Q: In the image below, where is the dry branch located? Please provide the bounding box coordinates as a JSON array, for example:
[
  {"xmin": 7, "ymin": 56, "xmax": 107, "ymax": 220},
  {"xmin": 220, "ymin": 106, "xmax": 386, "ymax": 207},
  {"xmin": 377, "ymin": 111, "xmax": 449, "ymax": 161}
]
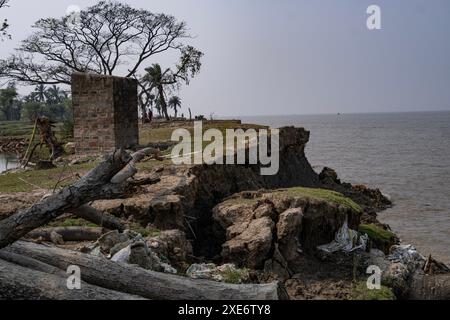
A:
[{"xmin": 111, "ymin": 147, "xmax": 161, "ymax": 183}]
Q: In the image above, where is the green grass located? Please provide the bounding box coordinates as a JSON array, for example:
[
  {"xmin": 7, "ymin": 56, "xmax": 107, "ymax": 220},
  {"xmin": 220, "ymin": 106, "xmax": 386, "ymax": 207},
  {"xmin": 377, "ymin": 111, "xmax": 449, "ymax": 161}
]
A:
[
  {"xmin": 222, "ymin": 187, "xmax": 363, "ymax": 214},
  {"xmin": 0, "ymin": 121, "xmax": 64, "ymax": 139},
  {"xmin": 47, "ymin": 217, "xmax": 98, "ymax": 228},
  {"xmin": 358, "ymin": 224, "xmax": 395, "ymax": 242},
  {"xmin": 127, "ymin": 222, "xmax": 161, "ymax": 238},
  {"xmin": 0, "ymin": 162, "xmax": 97, "ymax": 193},
  {"xmin": 0, "ymin": 121, "xmax": 36, "ymax": 138},
  {"xmin": 0, "ymin": 154, "xmax": 168, "ymax": 193},
  {"xmin": 219, "ymin": 266, "xmax": 249, "ymax": 284},
  {"xmin": 139, "ymin": 121, "xmax": 267, "ymax": 146},
  {"xmin": 279, "ymin": 187, "xmax": 363, "ymax": 213},
  {"xmin": 352, "ymin": 282, "xmax": 396, "ymax": 300}
]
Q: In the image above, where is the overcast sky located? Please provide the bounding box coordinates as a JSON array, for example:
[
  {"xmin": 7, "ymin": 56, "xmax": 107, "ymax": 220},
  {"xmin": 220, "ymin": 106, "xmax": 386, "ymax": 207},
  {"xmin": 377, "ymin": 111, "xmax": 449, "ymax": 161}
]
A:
[{"xmin": 1, "ymin": 0, "xmax": 450, "ymax": 116}]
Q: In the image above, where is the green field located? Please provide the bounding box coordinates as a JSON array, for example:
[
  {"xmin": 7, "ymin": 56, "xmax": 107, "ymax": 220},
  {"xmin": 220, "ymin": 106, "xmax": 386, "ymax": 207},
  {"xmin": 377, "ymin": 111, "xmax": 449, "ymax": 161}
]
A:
[
  {"xmin": 0, "ymin": 121, "xmax": 65, "ymax": 140},
  {"xmin": 0, "ymin": 121, "xmax": 37, "ymax": 138}
]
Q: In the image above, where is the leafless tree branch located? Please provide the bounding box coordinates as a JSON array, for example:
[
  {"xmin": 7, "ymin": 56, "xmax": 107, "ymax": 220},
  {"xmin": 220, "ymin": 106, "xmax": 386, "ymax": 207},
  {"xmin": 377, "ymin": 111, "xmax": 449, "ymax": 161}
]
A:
[
  {"xmin": 0, "ymin": 0, "xmax": 10, "ymax": 39},
  {"xmin": 0, "ymin": 1, "xmax": 199, "ymax": 85}
]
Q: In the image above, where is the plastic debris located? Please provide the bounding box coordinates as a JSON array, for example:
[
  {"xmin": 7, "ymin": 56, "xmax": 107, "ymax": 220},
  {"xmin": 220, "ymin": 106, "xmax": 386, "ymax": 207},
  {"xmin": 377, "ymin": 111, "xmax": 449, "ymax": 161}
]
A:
[
  {"xmin": 111, "ymin": 245, "xmax": 132, "ymax": 263},
  {"xmin": 317, "ymin": 219, "xmax": 368, "ymax": 253},
  {"xmin": 387, "ymin": 245, "xmax": 425, "ymax": 273},
  {"xmin": 108, "ymin": 233, "xmax": 178, "ymax": 274},
  {"xmin": 186, "ymin": 263, "xmax": 224, "ymax": 281}
]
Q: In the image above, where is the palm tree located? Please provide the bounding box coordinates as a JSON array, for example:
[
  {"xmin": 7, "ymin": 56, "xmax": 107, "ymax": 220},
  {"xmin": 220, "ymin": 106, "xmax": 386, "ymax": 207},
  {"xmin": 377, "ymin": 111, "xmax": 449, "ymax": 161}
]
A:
[
  {"xmin": 168, "ymin": 96, "xmax": 182, "ymax": 119},
  {"xmin": 31, "ymin": 84, "xmax": 47, "ymax": 102},
  {"xmin": 45, "ymin": 85, "xmax": 64, "ymax": 104},
  {"xmin": 142, "ymin": 64, "xmax": 171, "ymax": 121}
]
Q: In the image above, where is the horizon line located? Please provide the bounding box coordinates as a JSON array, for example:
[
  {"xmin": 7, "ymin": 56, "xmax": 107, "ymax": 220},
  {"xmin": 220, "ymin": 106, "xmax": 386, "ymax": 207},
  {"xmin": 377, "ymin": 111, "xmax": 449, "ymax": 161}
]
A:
[{"xmin": 217, "ymin": 109, "xmax": 450, "ymax": 119}]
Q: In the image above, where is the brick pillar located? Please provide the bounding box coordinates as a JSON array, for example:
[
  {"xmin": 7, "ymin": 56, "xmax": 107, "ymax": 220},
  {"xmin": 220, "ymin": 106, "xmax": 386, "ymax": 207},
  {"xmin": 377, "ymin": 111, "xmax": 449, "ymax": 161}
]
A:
[{"xmin": 72, "ymin": 73, "xmax": 139, "ymax": 154}]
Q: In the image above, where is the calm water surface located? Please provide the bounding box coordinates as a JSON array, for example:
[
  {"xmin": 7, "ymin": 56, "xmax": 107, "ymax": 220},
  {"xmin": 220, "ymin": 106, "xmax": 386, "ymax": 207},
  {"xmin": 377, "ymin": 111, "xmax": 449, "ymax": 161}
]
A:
[{"xmin": 0, "ymin": 153, "xmax": 20, "ymax": 173}]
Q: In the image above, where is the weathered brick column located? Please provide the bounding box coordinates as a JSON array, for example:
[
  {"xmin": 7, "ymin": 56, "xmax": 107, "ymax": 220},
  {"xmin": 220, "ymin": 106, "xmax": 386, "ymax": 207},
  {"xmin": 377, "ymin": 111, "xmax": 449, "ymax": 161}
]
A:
[{"xmin": 72, "ymin": 73, "xmax": 139, "ymax": 154}]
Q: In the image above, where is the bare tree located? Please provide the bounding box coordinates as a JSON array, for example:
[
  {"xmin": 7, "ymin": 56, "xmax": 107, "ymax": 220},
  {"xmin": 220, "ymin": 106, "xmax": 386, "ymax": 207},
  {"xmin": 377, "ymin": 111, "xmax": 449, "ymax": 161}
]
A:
[
  {"xmin": 0, "ymin": 0, "xmax": 9, "ymax": 39},
  {"xmin": 0, "ymin": 1, "xmax": 196, "ymax": 85}
]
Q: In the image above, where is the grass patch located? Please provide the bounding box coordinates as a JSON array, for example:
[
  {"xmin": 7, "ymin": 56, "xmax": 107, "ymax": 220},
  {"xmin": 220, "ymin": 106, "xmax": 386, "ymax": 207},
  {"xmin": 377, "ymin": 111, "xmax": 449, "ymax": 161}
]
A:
[
  {"xmin": 221, "ymin": 188, "xmax": 363, "ymax": 214},
  {"xmin": 0, "ymin": 153, "xmax": 166, "ymax": 193},
  {"xmin": 136, "ymin": 159, "xmax": 172, "ymax": 172},
  {"xmin": 0, "ymin": 162, "xmax": 97, "ymax": 193},
  {"xmin": 277, "ymin": 187, "xmax": 363, "ymax": 213},
  {"xmin": 127, "ymin": 222, "xmax": 161, "ymax": 238},
  {"xmin": 219, "ymin": 266, "xmax": 249, "ymax": 284},
  {"xmin": 352, "ymin": 282, "xmax": 396, "ymax": 300},
  {"xmin": 47, "ymin": 217, "xmax": 98, "ymax": 228},
  {"xmin": 358, "ymin": 224, "xmax": 395, "ymax": 242},
  {"xmin": 0, "ymin": 121, "xmax": 36, "ymax": 138},
  {"xmin": 139, "ymin": 121, "xmax": 269, "ymax": 165},
  {"xmin": 0, "ymin": 121, "xmax": 64, "ymax": 139},
  {"xmin": 140, "ymin": 121, "xmax": 267, "ymax": 145}
]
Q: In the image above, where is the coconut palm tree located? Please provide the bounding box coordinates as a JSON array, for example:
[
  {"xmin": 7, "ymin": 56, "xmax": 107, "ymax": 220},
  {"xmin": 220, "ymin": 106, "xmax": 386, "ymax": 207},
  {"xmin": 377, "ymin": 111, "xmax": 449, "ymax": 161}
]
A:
[
  {"xmin": 168, "ymin": 96, "xmax": 182, "ymax": 119},
  {"xmin": 142, "ymin": 64, "xmax": 171, "ymax": 121},
  {"xmin": 45, "ymin": 85, "xmax": 66, "ymax": 104},
  {"xmin": 31, "ymin": 84, "xmax": 47, "ymax": 103}
]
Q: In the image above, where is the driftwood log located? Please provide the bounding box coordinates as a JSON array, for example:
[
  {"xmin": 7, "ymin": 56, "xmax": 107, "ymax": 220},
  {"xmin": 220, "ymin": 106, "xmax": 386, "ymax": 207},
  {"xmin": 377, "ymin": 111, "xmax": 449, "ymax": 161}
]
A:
[
  {"xmin": 2, "ymin": 241, "xmax": 287, "ymax": 300},
  {"xmin": 27, "ymin": 227, "xmax": 105, "ymax": 242},
  {"xmin": 0, "ymin": 259, "xmax": 145, "ymax": 300}
]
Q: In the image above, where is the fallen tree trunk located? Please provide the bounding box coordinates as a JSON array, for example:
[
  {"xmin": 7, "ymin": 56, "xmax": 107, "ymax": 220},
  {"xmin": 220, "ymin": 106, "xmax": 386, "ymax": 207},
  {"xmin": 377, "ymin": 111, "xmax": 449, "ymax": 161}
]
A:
[
  {"xmin": 0, "ymin": 150, "xmax": 132, "ymax": 249},
  {"xmin": 27, "ymin": 227, "xmax": 104, "ymax": 242},
  {"xmin": 4, "ymin": 241, "xmax": 287, "ymax": 300},
  {"xmin": 70, "ymin": 205, "xmax": 125, "ymax": 232},
  {"xmin": 0, "ymin": 250, "xmax": 67, "ymax": 277},
  {"xmin": 408, "ymin": 272, "xmax": 450, "ymax": 300},
  {"xmin": 0, "ymin": 259, "xmax": 145, "ymax": 300}
]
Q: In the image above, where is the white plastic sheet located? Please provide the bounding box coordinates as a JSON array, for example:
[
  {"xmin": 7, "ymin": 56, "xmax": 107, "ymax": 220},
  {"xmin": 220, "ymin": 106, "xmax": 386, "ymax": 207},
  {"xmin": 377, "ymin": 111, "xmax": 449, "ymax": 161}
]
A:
[{"xmin": 317, "ymin": 219, "xmax": 368, "ymax": 253}]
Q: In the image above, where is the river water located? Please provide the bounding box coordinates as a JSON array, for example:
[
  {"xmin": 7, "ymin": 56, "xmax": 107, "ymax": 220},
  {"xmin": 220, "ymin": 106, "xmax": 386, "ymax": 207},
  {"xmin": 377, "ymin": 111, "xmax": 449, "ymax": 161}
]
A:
[
  {"xmin": 0, "ymin": 153, "xmax": 20, "ymax": 174},
  {"xmin": 242, "ymin": 111, "xmax": 450, "ymax": 264}
]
